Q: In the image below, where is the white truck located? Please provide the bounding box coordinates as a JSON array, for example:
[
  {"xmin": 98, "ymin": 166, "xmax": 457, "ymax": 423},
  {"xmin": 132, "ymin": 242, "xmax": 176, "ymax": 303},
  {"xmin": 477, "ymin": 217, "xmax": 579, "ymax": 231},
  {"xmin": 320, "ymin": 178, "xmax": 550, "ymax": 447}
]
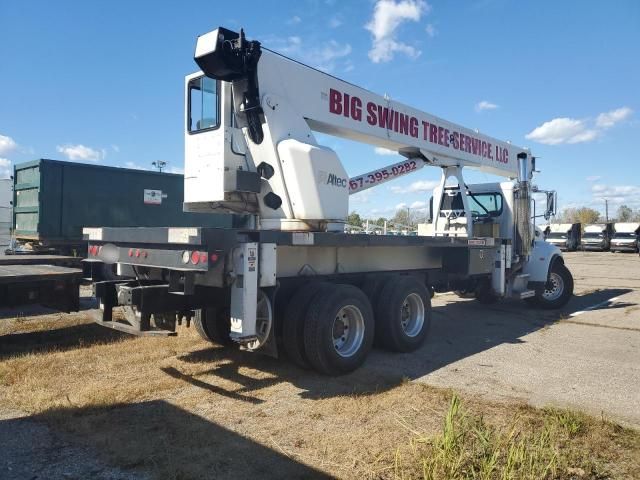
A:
[
  {"xmin": 581, "ymin": 223, "xmax": 614, "ymax": 251},
  {"xmin": 84, "ymin": 27, "xmax": 574, "ymax": 375},
  {"xmin": 610, "ymin": 223, "xmax": 640, "ymax": 253},
  {"xmin": 545, "ymin": 223, "xmax": 581, "ymax": 251}
]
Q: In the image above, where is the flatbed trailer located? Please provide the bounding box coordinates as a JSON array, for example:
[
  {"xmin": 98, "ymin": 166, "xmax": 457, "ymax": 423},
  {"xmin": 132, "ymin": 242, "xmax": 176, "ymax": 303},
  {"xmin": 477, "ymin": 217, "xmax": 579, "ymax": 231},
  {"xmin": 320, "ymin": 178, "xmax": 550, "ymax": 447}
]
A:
[
  {"xmin": 0, "ymin": 263, "xmax": 81, "ymax": 311},
  {"xmin": 0, "ymin": 254, "xmax": 82, "ymax": 268}
]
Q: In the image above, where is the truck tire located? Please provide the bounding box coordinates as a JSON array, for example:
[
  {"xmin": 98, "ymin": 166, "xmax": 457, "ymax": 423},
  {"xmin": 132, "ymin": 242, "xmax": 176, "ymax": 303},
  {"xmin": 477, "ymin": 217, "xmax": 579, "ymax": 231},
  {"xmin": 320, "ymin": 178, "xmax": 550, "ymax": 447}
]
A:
[
  {"xmin": 526, "ymin": 261, "xmax": 574, "ymax": 309},
  {"xmin": 375, "ymin": 276, "xmax": 431, "ymax": 352},
  {"xmin": 303, "ymin": 284, "xmax": 374, "ymax": 375},
  {"xmin": 193, "ymin": 307, "xmax": 234, "ymax": 346},
  {"xmin": 474, "ymin": 281, "xmax": 498, "ymax": 305},
  {"xmin": 282, "ymin": 282, "xmax": 330, "ymax": 369}
]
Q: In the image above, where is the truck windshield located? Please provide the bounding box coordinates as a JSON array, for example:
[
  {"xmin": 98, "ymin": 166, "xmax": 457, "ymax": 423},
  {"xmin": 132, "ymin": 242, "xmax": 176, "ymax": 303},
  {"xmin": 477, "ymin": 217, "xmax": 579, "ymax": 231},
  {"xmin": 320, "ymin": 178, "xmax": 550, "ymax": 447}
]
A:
[
  {"xmin": 547, "ymin": 232, "xmax": 567, "ymax": 239},
  {"xmin": 188, "ymin": 76, "xmax": 219, "ymax": 133},
  {"xmin": 440, "ymin": 192, "xmax": 503, "ymax": 218},
  {"xmin": 583, "ymin": 232, "xmax": 603, "ymax": 238},
  {"xmin": 613, "ymin": 232, "xmax": 636, "ymax": 238}
]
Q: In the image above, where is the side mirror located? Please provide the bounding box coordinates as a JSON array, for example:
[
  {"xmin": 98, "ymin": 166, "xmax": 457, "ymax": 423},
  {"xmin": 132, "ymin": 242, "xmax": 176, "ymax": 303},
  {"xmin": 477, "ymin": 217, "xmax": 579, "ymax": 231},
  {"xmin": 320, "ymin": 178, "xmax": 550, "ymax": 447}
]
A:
[{"xmin": 544, "ymin": 192, "xmax": 556, "ymax": 220}]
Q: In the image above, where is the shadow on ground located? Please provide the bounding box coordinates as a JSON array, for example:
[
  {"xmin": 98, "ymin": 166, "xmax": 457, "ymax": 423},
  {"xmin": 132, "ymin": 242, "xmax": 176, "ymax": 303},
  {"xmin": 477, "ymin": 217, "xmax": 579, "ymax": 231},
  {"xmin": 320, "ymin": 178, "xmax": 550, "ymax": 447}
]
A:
[
  {"xmin": 165, "ymin": 288, "xmax": 634, "ymax": 402},
  {"xmin": 0, "ymin": 322, "xmax": 127, "ymax": 360},
  {"xmin": 0, "ymin": 400, "xmax": 329, "ymax": 480},
  {"xmin": 0, "ymin": 296, "xmax": 97, "ymax": 321}
]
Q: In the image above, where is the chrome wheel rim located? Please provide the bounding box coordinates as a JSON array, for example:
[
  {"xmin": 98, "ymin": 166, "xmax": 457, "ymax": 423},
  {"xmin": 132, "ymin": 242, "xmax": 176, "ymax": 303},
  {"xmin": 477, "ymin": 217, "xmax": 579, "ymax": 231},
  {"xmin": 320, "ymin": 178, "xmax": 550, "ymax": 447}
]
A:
[
  {"xmin": 332, "ymin": 305, "xmax": 365, "ymax": 358},
  {"xmin": 400, "ymin": 293, "xmax": 425, "ymax": 337},
  {"xmin": 542, "ymin": 272, "xmax": 564, "ymax": 301}
]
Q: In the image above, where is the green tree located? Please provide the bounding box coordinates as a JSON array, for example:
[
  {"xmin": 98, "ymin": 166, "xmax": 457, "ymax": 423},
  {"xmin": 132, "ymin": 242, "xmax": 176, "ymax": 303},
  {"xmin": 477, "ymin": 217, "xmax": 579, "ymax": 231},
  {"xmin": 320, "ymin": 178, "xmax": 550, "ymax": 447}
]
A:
[
  {"xmin": 558, "ymin": 207, "xmax": 600, "ymax": 225},
  {"xmin": 392, "ymin": 208, "xmax": 410, "ymax": 226},
  {"xmin": 347, "ymin": 211, "xmax": 363, "ymax": 228},
  {"xmin": 616, "ymin": 205, "xmax": 633, "ymax": 222}
]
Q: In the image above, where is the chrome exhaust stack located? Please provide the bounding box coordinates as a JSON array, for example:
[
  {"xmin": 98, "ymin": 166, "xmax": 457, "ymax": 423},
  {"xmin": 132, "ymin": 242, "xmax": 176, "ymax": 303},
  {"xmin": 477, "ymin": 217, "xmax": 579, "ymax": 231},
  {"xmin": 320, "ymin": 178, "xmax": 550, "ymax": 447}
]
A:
[{"xmin": 515, "ymin": 152, "xmax": 532, "ymax": 258}]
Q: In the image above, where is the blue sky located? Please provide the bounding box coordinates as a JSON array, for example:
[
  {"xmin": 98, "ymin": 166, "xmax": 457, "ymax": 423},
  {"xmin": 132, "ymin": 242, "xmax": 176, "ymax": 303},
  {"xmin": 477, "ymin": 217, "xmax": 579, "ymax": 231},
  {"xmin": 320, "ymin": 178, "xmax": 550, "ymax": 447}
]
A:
[{"xmin": 1, "ymin": 1, "xmax": 638, "ymax": 220}]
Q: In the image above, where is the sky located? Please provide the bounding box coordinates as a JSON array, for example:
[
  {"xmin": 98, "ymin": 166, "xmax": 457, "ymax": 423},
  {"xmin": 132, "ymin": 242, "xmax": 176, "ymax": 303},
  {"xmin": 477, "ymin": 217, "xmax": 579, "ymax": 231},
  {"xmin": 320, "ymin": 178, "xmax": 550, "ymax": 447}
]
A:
[{"xmin": 1, "ymin": 1, "xmax": 638, "ymax": 220}]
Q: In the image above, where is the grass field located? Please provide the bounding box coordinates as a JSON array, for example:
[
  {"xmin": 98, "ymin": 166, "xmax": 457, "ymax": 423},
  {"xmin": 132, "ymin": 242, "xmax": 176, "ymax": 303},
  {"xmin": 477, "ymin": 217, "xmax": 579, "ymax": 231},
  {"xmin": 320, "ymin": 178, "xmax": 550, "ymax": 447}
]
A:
[{"xmin": 1, "ymin": 312, "xmax": 639, "ymax": 479}]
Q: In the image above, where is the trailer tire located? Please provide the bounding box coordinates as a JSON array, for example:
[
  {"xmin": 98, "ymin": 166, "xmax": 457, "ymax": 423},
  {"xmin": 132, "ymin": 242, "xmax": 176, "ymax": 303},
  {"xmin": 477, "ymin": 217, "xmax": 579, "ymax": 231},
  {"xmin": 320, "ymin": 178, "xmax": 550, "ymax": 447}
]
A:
[
  {"xmin": 375, "ymin": 276, "xmax": 431, "ymax": 352},
  {"xmin": 282, "ymin": 282, "xmax": 330, "ymax": 369},
  {"xmin": 193, "ymin": 307, "xmax": 234, "ymax": 346},
  {"xmin": 303, "ymin": 284, "xmax": 374, "ymax": 375},
  {"xmin": 526, "ymin": 261, "xmax": 574, "ymax": 310}
]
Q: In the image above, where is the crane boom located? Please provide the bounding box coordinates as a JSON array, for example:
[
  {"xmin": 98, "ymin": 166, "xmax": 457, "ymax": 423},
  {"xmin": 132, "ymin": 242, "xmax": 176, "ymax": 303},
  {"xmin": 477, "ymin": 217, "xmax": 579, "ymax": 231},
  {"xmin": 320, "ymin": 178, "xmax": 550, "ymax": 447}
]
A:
[
  {"xmin": 256, "ymin": 48, "xmax": 525, "ymax": 179},
  {"xmin": 188, "ymin": 27, "xmax": 533, "ymax": 231}
]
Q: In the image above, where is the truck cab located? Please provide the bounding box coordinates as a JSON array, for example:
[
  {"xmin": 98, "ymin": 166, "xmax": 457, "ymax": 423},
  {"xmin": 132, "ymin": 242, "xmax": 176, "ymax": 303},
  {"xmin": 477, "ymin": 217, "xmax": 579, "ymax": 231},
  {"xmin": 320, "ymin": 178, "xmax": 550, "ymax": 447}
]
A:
[
  {"xmin": 545, "ymin": 223, "xmax": 581, "ymax": 251},
  {"xmin": 610, "ymin": 223, "xmax": 640, "ymax": 253},
  {"xmin": 581, "ymin": 223, "xmax": 614, "ymax": 251}
]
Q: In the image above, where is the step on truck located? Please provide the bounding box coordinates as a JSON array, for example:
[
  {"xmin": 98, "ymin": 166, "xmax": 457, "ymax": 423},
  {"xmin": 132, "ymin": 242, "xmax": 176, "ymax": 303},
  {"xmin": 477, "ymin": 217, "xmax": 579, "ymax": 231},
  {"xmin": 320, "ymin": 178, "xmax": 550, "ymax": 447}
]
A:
[{"xmin": 84, "ymin": 27, "xmax": 574, "ymax": 375}]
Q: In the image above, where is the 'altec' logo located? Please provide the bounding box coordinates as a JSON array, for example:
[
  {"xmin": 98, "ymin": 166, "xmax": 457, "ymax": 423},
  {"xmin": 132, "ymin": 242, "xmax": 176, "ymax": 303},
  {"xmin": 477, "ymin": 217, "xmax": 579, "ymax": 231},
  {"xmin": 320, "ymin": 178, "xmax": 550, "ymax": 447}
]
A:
[{"xmin": 318, "ymin": 170, "xmax": 347, "ymax": 188}]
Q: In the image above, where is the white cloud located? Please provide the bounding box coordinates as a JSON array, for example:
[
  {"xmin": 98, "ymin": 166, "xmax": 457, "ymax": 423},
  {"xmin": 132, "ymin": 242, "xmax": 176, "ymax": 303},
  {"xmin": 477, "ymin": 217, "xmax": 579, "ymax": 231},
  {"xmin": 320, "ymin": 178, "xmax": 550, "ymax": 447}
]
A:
[
  {"xmin": 591, "ymin": 184, "xmax": 640, "ymax": 207},
  {"xmin": 365, "ymin": 0, "xmax": 429, "ymax": 63},
  {"xmin": 273, "ymin": 36, "xmax": 352, "ymax": 73},
  {"xmin": 475, "ymin": 100, "xmax": 498, "ymax": 112},
  {"xmin": 374, "ymin": 147, "xmax": 398, "ymax": 155},
  {"xmin": 595, "ymin": 107, "xmax": 633, "ymax": 129},
  {"xmin": 56, "ymin": 144, "xmax": 105, "ymax": 162},
  {"xmin": 526, "ymin": 106, "xmax": 633, "ymax": 145},
  {"xmin": 350, "ymin": 189, "xmax": 373, "ymax": 204},
  {"xmin": 111, "ymin": 144, "xmax": 120, "ymax": 153},
  {"xmin": 124, "ymin": 161, "xmax": 148, "ymax": 170},
  {"xmin": 287, "ymin": 15, "xmax": 302, "ymax": 25},
  {"xmin": 390, "ymin": 179, "xmax": 439, "ymax": 193},
  {"xmin": 525, "ymin": 117, "xmax": 598, "ymax": 145},
  {"xmin": 425, "ymin": 23, "xmax": 437, "ymax": 37},
  {"xmin": 409, "ymin": 200, "xmax": 428, "ymax": 209},
  {"xmin": 0, "ymin": 158, "xmax": 11, "ymax": 178},
  {"xmin": 0, "ymin": 134, "xmax": 17, "ymax": 156},
  {"xmin": 329, "ymin": 15, "xmax": 342, "ymax": 28},
  {"xmin": 586, "ymin": 175, "xmax": 602, "ymax": 182}
]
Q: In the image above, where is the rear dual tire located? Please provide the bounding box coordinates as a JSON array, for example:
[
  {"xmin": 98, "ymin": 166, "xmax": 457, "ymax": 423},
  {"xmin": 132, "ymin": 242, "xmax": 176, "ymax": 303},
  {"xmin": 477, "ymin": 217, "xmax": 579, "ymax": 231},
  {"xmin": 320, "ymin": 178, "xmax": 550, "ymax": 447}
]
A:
[
  {"xmin": 373, "ymin": 276, "xmax": 431, "ymax": 352},
  {"xmin": 302, "ymin": 284, "xmax": 374, "ymax": 375}
]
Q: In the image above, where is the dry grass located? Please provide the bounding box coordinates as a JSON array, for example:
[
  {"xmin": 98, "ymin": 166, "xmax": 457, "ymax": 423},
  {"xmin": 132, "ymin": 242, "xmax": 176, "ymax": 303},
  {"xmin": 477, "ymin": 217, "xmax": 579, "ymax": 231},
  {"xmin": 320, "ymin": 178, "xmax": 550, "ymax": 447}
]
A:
[{"xmin": 1, "ymin": 313, "xmax": 639, "ymax": 479}]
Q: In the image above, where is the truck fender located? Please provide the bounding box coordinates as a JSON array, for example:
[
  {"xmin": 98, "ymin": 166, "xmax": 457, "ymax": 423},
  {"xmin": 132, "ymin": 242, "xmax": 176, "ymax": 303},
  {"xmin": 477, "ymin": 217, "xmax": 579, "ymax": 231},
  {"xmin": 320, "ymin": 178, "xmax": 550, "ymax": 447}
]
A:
[{"xmin": 522, "ymin": 240, "xmax": 563, "ymax": 283}]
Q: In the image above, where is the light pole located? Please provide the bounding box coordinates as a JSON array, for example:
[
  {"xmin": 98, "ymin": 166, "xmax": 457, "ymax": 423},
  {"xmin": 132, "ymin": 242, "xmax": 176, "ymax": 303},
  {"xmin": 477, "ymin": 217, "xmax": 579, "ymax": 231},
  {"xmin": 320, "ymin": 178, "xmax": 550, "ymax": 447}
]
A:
[
  {"xmin": 604, "ymin": 198, "xmax": 608, "ymax": 222},
  {"xmin": 152, "ymin": 160, "xmax": 167, "ymax": 172}
]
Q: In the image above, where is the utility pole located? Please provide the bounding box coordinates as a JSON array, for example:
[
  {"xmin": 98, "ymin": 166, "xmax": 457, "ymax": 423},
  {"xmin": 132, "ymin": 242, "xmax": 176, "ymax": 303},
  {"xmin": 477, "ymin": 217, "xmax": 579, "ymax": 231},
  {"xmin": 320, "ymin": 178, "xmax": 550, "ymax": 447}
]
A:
[{"xmin": 605, "ymin": 198, "xmax": 609, "ymax": 222}]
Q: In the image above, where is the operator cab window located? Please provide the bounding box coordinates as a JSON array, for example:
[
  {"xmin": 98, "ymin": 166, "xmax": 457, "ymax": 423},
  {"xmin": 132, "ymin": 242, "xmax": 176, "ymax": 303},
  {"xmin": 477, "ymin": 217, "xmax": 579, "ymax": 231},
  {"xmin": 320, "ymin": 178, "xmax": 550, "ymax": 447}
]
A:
[
  {"xmin": 468, "ymin": 192, "xmax": 503, "ymax": 219},
  {"xmin": 188, "ymin": 76, "xmax": 219, "ymax": 133},
  {"xmin": 439, "ymin": 191, "xmax": 503, "ymax": 219}
]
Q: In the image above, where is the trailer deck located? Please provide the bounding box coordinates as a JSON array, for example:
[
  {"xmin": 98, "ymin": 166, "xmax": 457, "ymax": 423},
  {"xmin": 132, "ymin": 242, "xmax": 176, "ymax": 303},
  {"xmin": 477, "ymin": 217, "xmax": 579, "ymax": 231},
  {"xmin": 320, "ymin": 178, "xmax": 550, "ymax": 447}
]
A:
[{"xmin": 0, "ymin": 263, "xmax": 82, "ymax": 311}]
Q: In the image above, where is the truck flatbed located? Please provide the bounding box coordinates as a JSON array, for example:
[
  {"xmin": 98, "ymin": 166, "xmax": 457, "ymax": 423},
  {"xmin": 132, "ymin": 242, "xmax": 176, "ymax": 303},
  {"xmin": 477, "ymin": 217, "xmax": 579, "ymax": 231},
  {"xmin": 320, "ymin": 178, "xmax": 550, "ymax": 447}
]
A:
[
  {"xmin": 0, "ymin": 264, "xmax": 82, "ymax": 311},
  {"xmin": 0, "ymin": 254, "xmax": 82, "ymax": 268}
]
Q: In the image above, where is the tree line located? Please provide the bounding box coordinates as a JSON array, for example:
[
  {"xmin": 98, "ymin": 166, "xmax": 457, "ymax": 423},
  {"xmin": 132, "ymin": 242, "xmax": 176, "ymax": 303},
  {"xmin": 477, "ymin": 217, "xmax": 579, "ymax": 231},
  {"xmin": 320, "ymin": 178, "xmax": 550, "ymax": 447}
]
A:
[
  {"xmin": 553, "ymin": 205, "xmax": 640, "ymax": 224},
  {"xmin": 348, "ymin": 204, "xmax": 640, "ymax": 229}
]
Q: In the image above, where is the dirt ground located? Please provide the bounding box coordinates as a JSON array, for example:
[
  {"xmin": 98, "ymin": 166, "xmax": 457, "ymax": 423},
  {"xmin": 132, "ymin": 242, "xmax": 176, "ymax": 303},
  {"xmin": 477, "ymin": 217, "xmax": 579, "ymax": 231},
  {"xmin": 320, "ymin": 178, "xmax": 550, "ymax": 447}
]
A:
[{"xmin": 1, "ymin": 251, "xmax": 639, "ymax": 479}]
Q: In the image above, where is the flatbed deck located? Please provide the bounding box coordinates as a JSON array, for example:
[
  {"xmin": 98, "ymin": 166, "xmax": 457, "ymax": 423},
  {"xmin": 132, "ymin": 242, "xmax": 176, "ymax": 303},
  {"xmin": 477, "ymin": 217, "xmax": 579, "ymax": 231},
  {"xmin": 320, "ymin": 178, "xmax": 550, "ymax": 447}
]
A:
[
  {"xmin": 0, "ymin": 264, "xmax": 82, "ymax": 311},
  {"xmin": 0, "ymin": 254, "xmax": 82, "ymax": 268}
]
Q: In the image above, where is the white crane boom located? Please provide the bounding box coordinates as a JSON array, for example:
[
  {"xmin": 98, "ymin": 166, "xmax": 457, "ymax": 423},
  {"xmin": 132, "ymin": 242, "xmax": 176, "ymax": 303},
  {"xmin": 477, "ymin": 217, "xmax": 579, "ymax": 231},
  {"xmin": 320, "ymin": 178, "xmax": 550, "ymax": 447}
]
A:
[{"xmin": 187, "ymin": 28, "xmax": 533, "ymax": 231}]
